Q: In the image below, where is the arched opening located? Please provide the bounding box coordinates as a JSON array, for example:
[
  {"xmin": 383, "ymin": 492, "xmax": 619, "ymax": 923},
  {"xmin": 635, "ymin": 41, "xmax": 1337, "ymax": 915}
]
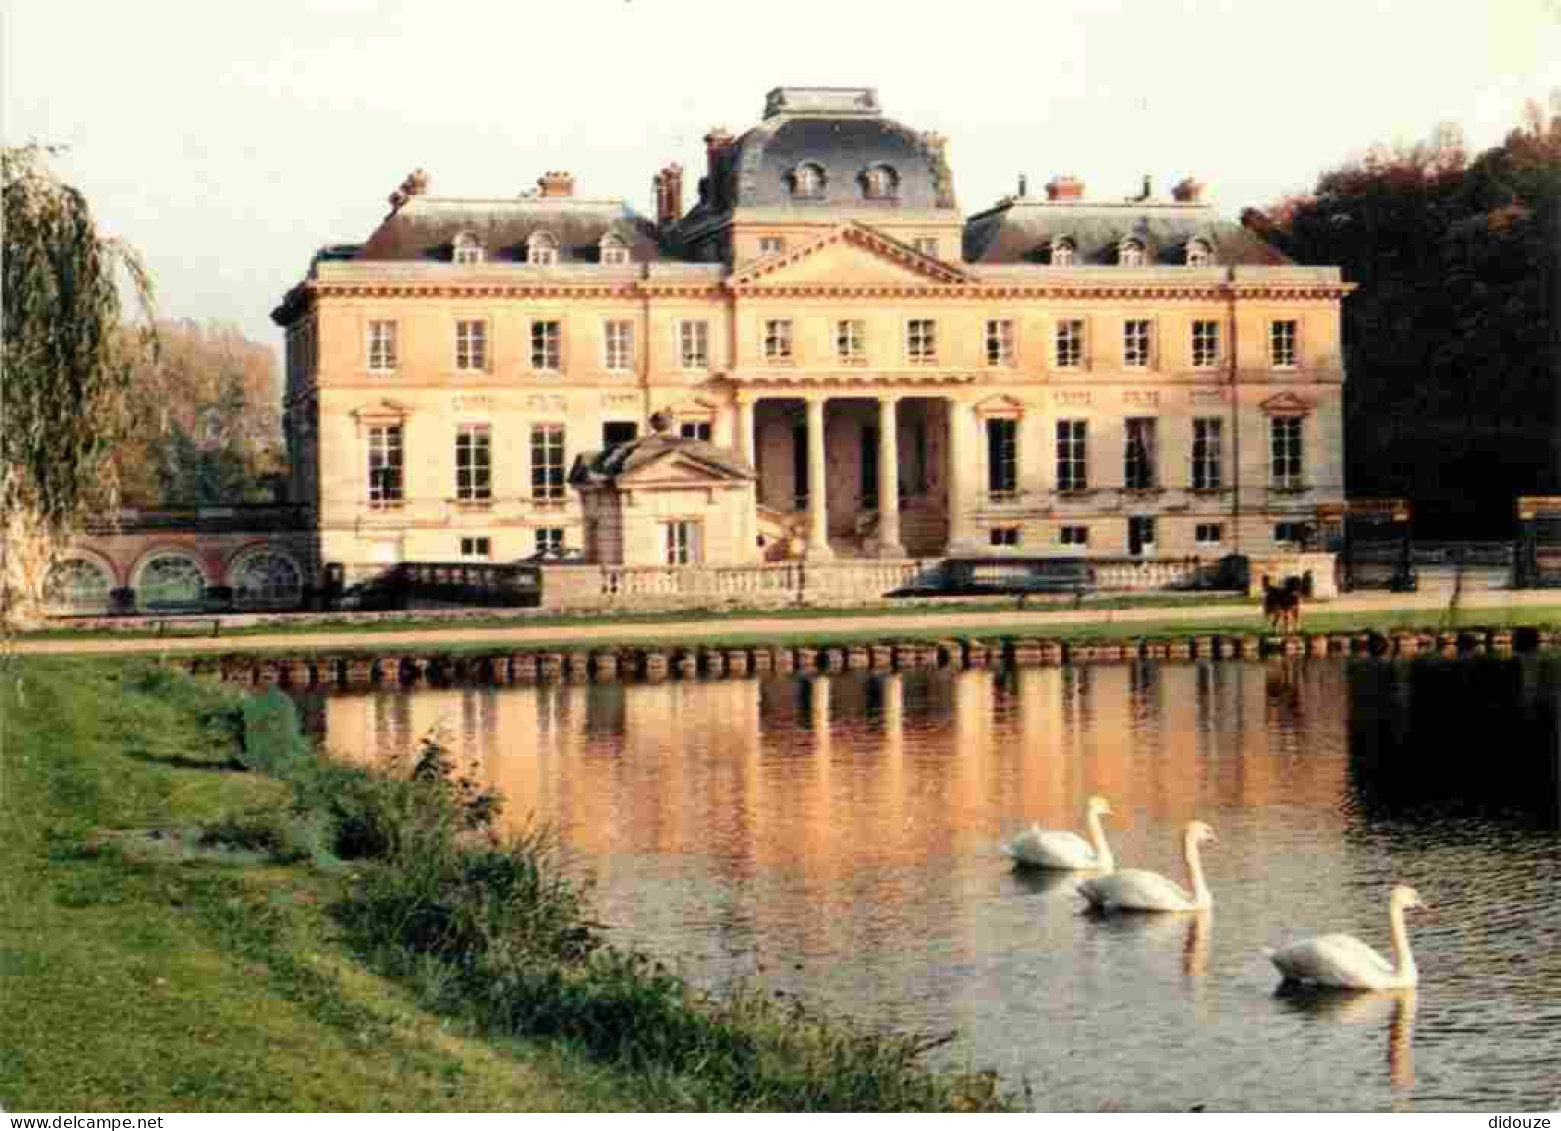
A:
[
  {"xmin": 228, "ymin": 548, "xmax": 303, "ymax": 610},
  {"xmin": 133, "ymin": 552, "xmax": 208, "ymax": 612},
  {"xmin": 42, "ymin": 556, "xmax": 115, "ymax": 616}
]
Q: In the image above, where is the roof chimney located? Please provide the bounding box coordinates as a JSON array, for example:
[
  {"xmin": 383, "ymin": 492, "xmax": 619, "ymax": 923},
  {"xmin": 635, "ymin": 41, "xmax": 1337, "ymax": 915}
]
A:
[
  {"xmin": 653, "ymin": 163, "xmax": 684, "ymax": 227},
  {"xmin": 537, "ymin": 171, "xmax": 575, "ymax": 198},
  {"xmin": 1018, "ymin": 173, "xmax": 1029, "ymax": 198},
  {"xmin": 1045, "ymin": 175, "xmax": 1084, "ymax": 201},
  {"xmin": 1172, "ymin": 176, "xmax": 1205, "ymax": 203},
  {"xmin": 703, "ymin": 127, "xmax": 734, "ymax": 199}
]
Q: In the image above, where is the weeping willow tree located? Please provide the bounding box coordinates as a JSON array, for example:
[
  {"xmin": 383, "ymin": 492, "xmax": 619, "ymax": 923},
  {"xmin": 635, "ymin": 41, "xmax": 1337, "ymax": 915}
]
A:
[{"xmin": 2, "ymin": 145, "xmax": 156, "ymax": 627}]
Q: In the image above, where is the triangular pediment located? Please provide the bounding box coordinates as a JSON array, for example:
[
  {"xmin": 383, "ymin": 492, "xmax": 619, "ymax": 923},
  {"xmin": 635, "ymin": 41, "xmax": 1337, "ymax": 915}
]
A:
[
  {"xmin": 618, "ymin": 451, "xmax": 752, "ymax": 486},
  {"xmin": 1259, "ymin": 391, "xmax": 1314, "ymax": 414},
  {"xmin": 973, "ymin": 394, "xmax": 1028, "ymax": 418},
  {"xmin": 729, "ymin": 223, "xmax": 972, "ymax": 289},
  {"xmin": 351, "ymin": 397, "xmax": 411, "ymax": 422}
]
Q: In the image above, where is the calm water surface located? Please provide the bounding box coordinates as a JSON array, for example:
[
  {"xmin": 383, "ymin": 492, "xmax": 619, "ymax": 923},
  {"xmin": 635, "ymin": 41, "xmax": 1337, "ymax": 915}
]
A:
[{"xmin": 296, "ymin": 655, "xmax": 1561, "ymax": 1111}]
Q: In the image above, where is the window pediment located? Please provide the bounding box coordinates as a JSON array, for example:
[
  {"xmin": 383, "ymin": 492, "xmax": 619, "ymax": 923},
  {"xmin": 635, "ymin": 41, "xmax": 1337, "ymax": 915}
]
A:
[
  {"xmin": 352, "ymin": 397, "xmax": 411, "ymax": 425},
  {"xmin": 1259, "ymin": 391, "xmax": 1313, "ymax": 415},
  {"xmin": 974, "ymin": 394, "xmax": 1027, "ymax": 419}
]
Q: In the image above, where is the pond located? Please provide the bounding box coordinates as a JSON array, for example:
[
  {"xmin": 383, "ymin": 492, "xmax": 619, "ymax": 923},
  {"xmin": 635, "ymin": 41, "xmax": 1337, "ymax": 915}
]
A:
[{"xmin": 293, "ymin": 654, "xmax": 1561, "ymax": 1112}]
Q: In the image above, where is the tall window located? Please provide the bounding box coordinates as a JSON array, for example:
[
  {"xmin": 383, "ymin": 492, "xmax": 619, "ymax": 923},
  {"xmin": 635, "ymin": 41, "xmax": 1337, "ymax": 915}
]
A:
[
  {"xmin": 1270, "ymin": 319, "xmax": 1298, "ymax": 368},
  {"xmin": 1124, "ymin": 417, "xmax": 1157, "ymax": 489},
  {"xmin": 680, "ymin": 321, "xmax": 709, "ymax": 369},
  {"xmin": 367, "ymin": 320, "xmax": 398, "ymax": 372},
  {"xmin": 1192, "ymin": 319, "xmax": 1221, "ymax": 368},
  {"xmin": 665, "ymin": 521, "xmax": 699, "ymax": 565},
  {"xmin": 863, "ymin": 164, "xmax": 898, "ymax": 200},
  {"xmin": 986, "ymin": 418, "xmax": 1018, "ymax": 499},
  {"xmin": 1191, "ymin": 417, "xmax": 1223, "ymax": 489},
  {"xmin": 906, "ymin": 318, "xmax": 937, "ymax": 365},
  {"xmin": 535, "ymin": 528, "xmax": 565, "ymax": 555},
  {"xmin": 455, "ymin": 424, "xmax": 491, "ymax": 502},
  {"xmin": 764, "ymin": 319, "xmax": 793, "ymax": 362},
  {"xmin": 1057, "ymin": 419, "xmax": 1088, "ymax": 491},
  {"xmin": 791, "ymin": 163, "xmax": 824, "ymax": 199},
  {"xmin": 367, "ymin": 425, "xmax": 403, "ymax": 504},
  {"xmin": 1128, "ymin": 515, "xmax": 1156, "ymax": 555},
  {"xmin": 1055, "ymin": 319, "xmax": 1084, "ymax": 368},
  {"xmin": 836, "ymin": 319, "xmax": 865, "ymax": 364},
  {"xmin": 603, "ymin": 320, "xmax": 634, "ymax": 371},
  {"xmin": 531, "ymin": 320, "xmax": 561, "ymax": 371},
  {"xmin": 1123, "ymin": 319, "xmax": 1152, "ymax": 368},
  {"xmin": 985, "ymin": 319, "xmax": 1015, "ymax": 367},
  {"xmin": 1271, "ymin": 416, "xmax": 1304, "ymax": 488},
  {"xmin": 530, "ymin": 424, "xmax": 566, "ymax": 501},
  {"xmin": 455, "ymin": 320, "xmax": 488, "ymax": 372},
  {"xmin": 602, "ymin": 421, "xmax": 637, "ymax": 450}
]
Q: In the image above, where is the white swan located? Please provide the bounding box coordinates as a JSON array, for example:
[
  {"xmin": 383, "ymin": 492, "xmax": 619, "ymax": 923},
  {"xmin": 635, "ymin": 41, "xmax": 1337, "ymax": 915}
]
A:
[
  {"xmin": 1004, "ymin": 795, "xmax": 1114, "ymax": 871},
  {"xmin": 1078, "ymin": 820, "xmax": 1216, "ymax": 912},
  {"xmin": 1265, "ymin": 884, "xmax": 1426, "ymax": 990}
]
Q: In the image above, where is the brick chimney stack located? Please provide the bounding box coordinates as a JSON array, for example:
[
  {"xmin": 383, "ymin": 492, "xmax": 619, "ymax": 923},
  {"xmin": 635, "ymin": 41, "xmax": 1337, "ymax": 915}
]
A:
[
  {"xmin": 1046, "ymin": 175, "xmax": 1084, "ymax": 201},
  {"xmin": 1172, "ymin": 177, "xmax": 1205, "ymax": 203},
  {"xmin": 704, "ymin": 127, "xmax": 734, "ymax": 184},
  {"xmin": 537, "ymin": 171, "xmax": 576, "ymax": 198},
  {"xmin": 653, "ymin": 163, "xmax": 684, "ymax": 227}
]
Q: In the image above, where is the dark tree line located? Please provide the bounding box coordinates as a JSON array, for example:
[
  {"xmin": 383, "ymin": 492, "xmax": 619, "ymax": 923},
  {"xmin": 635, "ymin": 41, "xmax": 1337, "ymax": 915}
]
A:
[{"xmin": 1247, "ymin": 102, "xmax": 1561, "ymax": 538}]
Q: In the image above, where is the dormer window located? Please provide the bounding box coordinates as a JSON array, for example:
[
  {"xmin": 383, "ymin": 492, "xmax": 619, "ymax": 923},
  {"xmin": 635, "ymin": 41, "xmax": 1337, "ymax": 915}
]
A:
[
  {"xmin": 790, "ymin": 162, "xmax": 826, "ymax": 199},
  {"xmin": 862, "ymin": 163, "xmax": 899, "ymax": 201},
  {"xmin": 527, "ymin": 231, "xmax": 559, "ymax": 266},
  {"xmin": 453, "ymin": 231, "xmax": 485, "ymax": 265},
  {"xmin": 1185, "ymin": 239, "xmax": 1213, "ymax": 267},
  {"xmin": 599, "ymin": 233, "xmax": 629, "ymax": 266},
  {"xmin": 1050, "ymin": 238, "xmax": 1076, "ymax": 267},
  {"xmin": 1118, "ymin": 239, "xmax": 1146, "ymax": 267}
]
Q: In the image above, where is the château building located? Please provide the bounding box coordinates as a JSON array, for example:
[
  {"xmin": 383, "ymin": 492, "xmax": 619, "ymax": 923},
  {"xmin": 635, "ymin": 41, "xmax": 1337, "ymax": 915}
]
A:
[{"xmin": 273, "ymin": 85, "xmax": 1348, "ymax": 589}]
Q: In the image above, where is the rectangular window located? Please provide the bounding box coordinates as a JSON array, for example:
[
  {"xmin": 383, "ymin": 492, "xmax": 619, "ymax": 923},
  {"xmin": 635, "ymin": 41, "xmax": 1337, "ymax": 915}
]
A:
[
  {"xmin": 1191, "ymin": 417, "xmax": 1223, "ymax": 490},
  {"xmin": 460, "ymin": 536, "xmax": 491, "ymax": 559},
  {"xmin": 986, "ymin": 417, "xmax": 1018, "ymax": 499},
  {"xmin": 455, "ymin": 424, "xmax": 492, "ymax": 502},
  {"xmin": 680, "ymin": 321, "xmax": 709, "ymax": 369},
  {"xmin": 1195, "ymin": 523, "xmax": 1224, "ymax": 546},
  {"xmin": 1055, "ymin": 319, "xmax": 1084, "ymax": 368},
  {"xmin": 1124, "ymin": 417, "xmax": 1157, "ymax": 490},
  {"xmin": 1192, "ymin": 319, "xmax": 1221, "ymax": 368},
  {"xmin": 531, "ymin": 320, "xmax": 561, "ymax": 371},
  {"xmin": 836, "ymin": 319, "xmax": 866, "ymax": 364},
  {"xmin": 367, "ymin": 320, "xmax": 398, "ymax": 372},
  {"xmin": 1271, "ymin": 416, "xmax": 1304, "ymax": 488},
  {"xmin": 535, "ymin": 527, "xmax": 565, "ymax": 555},
  {"xmin": 764, "ymin": 318, "xmax": 793, "ymax": 363},
  {"xmin": 1057, "ymin": 419, "xmax": 1088, "ymax": 491},
  {"xmin": 759, "ymin": 236, "xmax": 786, "ymax": 256},
  {"xmin": 1059, "ymin": 525, "xmax": 1089, "ymax": 547},
  {"xmin": 455, "ymin": 319, "xmax": 488, "ymax": 372},
  {"xmin": 985, "ymin": 319, "xmax": 1015, "ymax": 367},
  {"xmin": 680, "ymin": 421, "xmax": 712, "ymax": 441},
  {"xmin": 604, "ymin": 320, "xmax": 634, "ymax": 371},
  {"xmin": 530, "ymin": 424, "xmax": 565, "ymax": 501},
  {"xmin": 1128, "ymin": 515, "xmax": 1157, "ymax": 556},
  {"xmin": 1274, "ymin": 521, "xmax": 1309, "ymax": 545},
  {"xmin": 603, "ymin": 421, "xmax": 637, "ymax": 450},
  {"xmin": 367, "ymin": 425, "xmax": 403, "ymax": 504},
  {"xmin": 989, "ymin": 526, "xmax": 1020, "ymax": 547},
  {"xmin": 1123, "ymin": 319, "xmax": 1152, "ymax": 368},
  {"xmin": 1270, "ymin": 319, "xmax": 1299, "ymax": 368},
  {"xmin": 906, "ymin": 318, "xmax": 937, "ymax": 365},
  {"xmin": 915, "ymin": 237, "xmax": 939, "ymax": 258},
  {"xmin": 664, "ymin": 520, "xmax": 699, "ymax": 565}
]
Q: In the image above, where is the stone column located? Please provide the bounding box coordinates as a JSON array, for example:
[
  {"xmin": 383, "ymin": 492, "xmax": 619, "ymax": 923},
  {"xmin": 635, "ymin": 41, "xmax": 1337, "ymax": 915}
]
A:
[
  {"xmin": 736, "ymin": 397, "xmax": 755, "ymax": 467},
  {"xmin": 945, "ymin": 396, "xmax": 977, "ymax": 553},
  {"xmin": 876, "ymin": 395, "xmax": 905, "ymax": 558},
  {"xmin": 735, "ymin": 395, "xmax": 757, "ymax": 562},
  {"xmin": 805, "ymin": 397, "xmax": 833, "ymax": 560}
]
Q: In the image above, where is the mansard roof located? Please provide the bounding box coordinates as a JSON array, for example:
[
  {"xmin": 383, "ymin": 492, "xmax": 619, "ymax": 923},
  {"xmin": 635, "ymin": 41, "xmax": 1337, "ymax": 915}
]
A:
[
  {"xmin": 963, "ymin": 198, "xmax": 1290, "ymax": 266},
  {"xmin": 568, "ymin": 432, "xmax": 755, "ymax": 487},
  {"xmin": 357, "ymin": 195, "xmax": 664, "ymax": 264}
]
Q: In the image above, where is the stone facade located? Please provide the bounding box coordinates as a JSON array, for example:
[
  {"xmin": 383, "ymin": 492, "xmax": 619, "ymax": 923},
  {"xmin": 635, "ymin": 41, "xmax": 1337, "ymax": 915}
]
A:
[{"xmin": 273, "ymin": 86, "xmax": 1349, "ymax": 583}]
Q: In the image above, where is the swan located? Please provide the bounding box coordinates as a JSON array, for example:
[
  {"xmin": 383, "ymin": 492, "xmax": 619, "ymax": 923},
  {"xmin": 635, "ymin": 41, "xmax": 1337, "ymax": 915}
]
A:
[
  {"xmin": 1078, "ymin": 820, "xmax": 1216, "ymax": 912},
  {"xmin": 1004, "ymin": 795, "xmax": 1114, "ymax": 871},
  {"xmin": 1265, "ymin": 884, "xmax": 1426, "ymax": 990}
]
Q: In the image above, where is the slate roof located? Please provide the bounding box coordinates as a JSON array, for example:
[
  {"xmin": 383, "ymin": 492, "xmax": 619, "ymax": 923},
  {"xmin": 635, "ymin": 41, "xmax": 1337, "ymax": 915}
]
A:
[
  {"xmin": 568, "ymin": 433, "xmax": 756, "ymax": 487},
  {"xmin": 357, "ymin": 196, "xmax": 665, "ymax": 264},
  {"xmin": 963, "ymin": 200, "xmax": 1290, "ymax": 266}
]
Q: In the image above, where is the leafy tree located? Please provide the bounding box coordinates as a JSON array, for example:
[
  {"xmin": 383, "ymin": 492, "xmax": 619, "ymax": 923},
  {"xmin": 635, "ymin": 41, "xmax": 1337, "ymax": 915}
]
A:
[
  {"xmin": 1250, "ymin": 107, "xmax": 1561, "ymax": 538},
  {"xmin": 2, "ymin": 145, "xmax": 155, "ymax": 624}
]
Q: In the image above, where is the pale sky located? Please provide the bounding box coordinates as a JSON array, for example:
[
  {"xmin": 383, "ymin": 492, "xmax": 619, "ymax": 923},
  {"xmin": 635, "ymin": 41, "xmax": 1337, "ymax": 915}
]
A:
[{"xmin": 5, "ymin": 0, "xmax": 1559, "ymax": 361}]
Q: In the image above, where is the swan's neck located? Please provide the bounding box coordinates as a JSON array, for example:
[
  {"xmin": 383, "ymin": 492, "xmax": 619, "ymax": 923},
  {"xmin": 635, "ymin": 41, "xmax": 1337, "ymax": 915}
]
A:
[
  {"xmin": 1389, "ymin": 900, "xmax": 1416, "ymax": 982},
  {"xmin": 1086, "ymin": 810, "xmax": 1113, "ymax": 871},
  {"xmin": 1183, "ymin": 835, "xmax": 1211, "ymax": 909}
]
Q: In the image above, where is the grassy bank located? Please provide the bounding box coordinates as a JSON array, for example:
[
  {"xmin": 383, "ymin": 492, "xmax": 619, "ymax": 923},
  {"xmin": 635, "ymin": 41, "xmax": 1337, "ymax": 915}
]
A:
[{"xmin": 0, "ymin": 658, "xmax": 1005, "ymax": 1111}]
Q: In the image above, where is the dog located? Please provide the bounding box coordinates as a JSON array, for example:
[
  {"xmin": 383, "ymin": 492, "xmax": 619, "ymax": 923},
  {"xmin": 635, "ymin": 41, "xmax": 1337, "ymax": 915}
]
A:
[{"xmin": 1262, "ymin": 574, "xmax": 1304, "ymax": 635}]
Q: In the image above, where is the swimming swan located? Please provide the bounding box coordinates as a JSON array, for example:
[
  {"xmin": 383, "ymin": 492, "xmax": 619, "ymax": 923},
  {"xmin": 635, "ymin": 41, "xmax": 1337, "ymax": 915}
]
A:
[
  {"xmin": 1078, "ymin": 821, "xmax": 1216, "ymax": 912},
  {"xmin": 1265, "ymin": 885, "xmax": 1426, "ymax": 990},
  {"xmin": 1004, "ymin": 796, "xmax": 1114, "ymax": 871}
]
